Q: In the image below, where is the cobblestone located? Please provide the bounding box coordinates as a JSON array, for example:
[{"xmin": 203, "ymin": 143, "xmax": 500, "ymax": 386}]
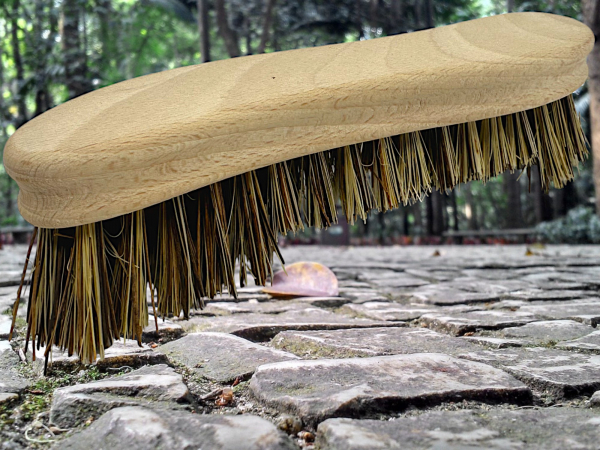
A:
[{"xmin": 2, "ymin": 244, "xmax": 600, "ymax": 447}]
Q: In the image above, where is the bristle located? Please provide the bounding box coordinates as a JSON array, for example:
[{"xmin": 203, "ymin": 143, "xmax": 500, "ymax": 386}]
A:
[{"xmin": 16, "ymin": 94, "xmax": 588, "ymax": 363}]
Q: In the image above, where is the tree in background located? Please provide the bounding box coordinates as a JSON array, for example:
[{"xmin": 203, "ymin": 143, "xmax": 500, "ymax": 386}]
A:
[
  {"xmin": 0, "ymin": 0, "xmax": 595, "ymax": 239},
  {"xmin": 583, "ymin": 0, "xmax": 600, "ymax": 216}
]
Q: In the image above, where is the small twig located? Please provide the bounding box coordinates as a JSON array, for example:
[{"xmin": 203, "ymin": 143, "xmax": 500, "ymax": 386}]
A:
[
  {"xmin": 24, "ymin": 427, "xmax": 55, "ymax": 444},
  {"xmin": 106, "ymin": 366, "xmax": 133, "ymax": 373},
  {"xmin": 18, "ymin": 348, "xmax": 26, "ymax": 363},
  {"xmin": 200, "ymin": 388, "xmax": 223, "ymax": 401}
]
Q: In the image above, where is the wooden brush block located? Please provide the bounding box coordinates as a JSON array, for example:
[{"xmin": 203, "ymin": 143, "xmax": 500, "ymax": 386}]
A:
[{"xmin": 4, "ymin": 12, "xmax": 593, "ymax": 229}]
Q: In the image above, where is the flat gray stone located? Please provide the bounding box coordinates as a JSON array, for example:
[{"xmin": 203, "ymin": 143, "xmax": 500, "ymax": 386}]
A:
[
  {"xmin": 462, "ymin": 336, "xmax": 523, "ymax": 348},
  {"xmin": 249, "ymin": 354, "xmax": 530, "ymax": 427},
  {"xmin": 50, "ymin": 364, "xmax": 191, "ymax": 428},
  {"xmin": 0, "ymin": 392, "xmax": 18, "ymax": 404},
  {"xmin": 0, "ymin": 344, "xmax": 29, "ymax": 395},
  {"xmin": 0, "ymin": 340, "xmax": 12, "ymax": 353},
  {"xmin": 49, "ymin": 340, "xmax": 168, "ymax": 372},
  {"xmin": 337, "ymin": 287, "xmax": 389, "ymax": 304},
  {"xmin": 403, "ymin": 269, "xmax": 463, "ymax": 282},
  {"xmin": 420, "ymin": 310, "xmax": 540, "ymax": 336},
  {"xmin": 519, "ymin": 300, "xmax": 600, "ymax": 326},
  {"xmin": 445, "ymin": 278, "xmax": 534, "ymax": 294},
  {"xmin": 271, "ymin": 327, "xmax": 479, "ymax": 358},
  {"xmin": 0, "ymin": 314, "xmax": 11, "ymax": 339},
  {"xmin": 508, "ymin": 289, "xmax": 590, "ymax": 302},
  {"xmin": 405, "ymin": 286, "xmax": 501, "ymax": 306},
  {"xmin": 142, "ymin": 316, "xmax": 184, "ymax": 343},
  {"xmin": 316, "ymin": 408, "xmax": 600, "ymax": 450},
  {"xmin": 557, "ymin": 330, "xmax": 600, "ymax": 352},
  {"xmin": 590, "ymin": 390, "xmax": 600, "ymax": 407},
  {"xmin": 500, "ymin": 320, "xmax": 594, "ymax": 345},
  {"xmin": 339, "ymin": 302, "xmax": 434, "ymax": 321},
  {"xmin": 178, "ymin": 307, "xmax": 404, "ymax": 341},
  {"xmin": 366, "ymin": 274, "xmax": 430, "ymax": 289},
  {"xmin": 56, "ymin": 406, "xmax": 296, "ymax": 450},
  {"xmin": 198, "ymin": 300, "xmax": 322, "ymax": 316},
  {"xmin": 459, "ymin": 347, "xmax": 600, "ymax": 398},
  {"xmin": 158, "ymin": 332, "xmax": 299, "ymax": 383}
]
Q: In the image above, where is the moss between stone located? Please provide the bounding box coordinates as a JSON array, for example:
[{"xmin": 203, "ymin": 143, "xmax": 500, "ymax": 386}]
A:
[{"xmin": 272, "ymin": 336, "xmax": 369, "ymax": 359}]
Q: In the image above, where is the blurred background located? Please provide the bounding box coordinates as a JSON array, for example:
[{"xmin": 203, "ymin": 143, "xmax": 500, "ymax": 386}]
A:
[{"xmin": 0, "ymin": 0, "xmax": 598, "ymax": 245}]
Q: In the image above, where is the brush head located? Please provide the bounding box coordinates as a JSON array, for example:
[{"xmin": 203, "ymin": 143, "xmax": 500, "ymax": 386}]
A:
[{"xmin": 3, "ymin": 12, "xmax": 593, "ymax": 229}]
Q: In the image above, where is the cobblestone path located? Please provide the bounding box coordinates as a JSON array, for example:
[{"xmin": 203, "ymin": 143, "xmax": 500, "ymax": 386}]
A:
[{"xmin": 1, "ymin": 244, "xmax": 600, "ymax": 449}]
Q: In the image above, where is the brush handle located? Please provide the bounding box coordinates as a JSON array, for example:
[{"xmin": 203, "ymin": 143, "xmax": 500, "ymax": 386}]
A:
[{"xmin": 4, "ymin": 12, "xmax": 593, "ymax": 228}]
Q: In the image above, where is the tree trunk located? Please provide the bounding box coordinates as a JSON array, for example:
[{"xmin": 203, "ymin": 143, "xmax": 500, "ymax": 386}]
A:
[
  {"xmin": 503, "ymin": 170, "xmax": 522, "ymax": 228},
  {"xmin": 389, "ymin": 0, "xmax": 404, "ymax": 35},
  {"xmin": 257, "ymin": 0, "xmax": 276, "ymax": 54},
  {"xmin": 463, "ymin": 184, "xmax": 478, "ymax": 230},
  {"xmin": 429, "ymin": 190, "xmax": 444, "ymax": 236},
  {"xmin": 62, "ymin": 0, "xmax": 92, "ymax": 99},
  {"xmin": 33, "ymin": 0, "xmax": 55, "ymax": 118},
  {"xmin": 426, "ymin": 195, "xmax": 434, "ymax": 236},
  {"xmin": 9, "ymin": 0, "xmax": 27, "ymax": 128},
  {"xmin": 413, "ymin": 0, "xmax": 422, "ymax": 29},
  {"xmin": 370, "ymin": 0, "xmax": 379, "ymax": 29},
  {"xmin": 450, "ymin": 191, "xmax": 459, "ymax": 231},
  {"xmin": 530, "ymin": 166, "xmax": 553, "ymax": 222},
  {"xmin": 215, "ymin": 0, "xmax": 240, "ymax": 58},
  {"xmin": 506, "ymin": 0, "xmax": 514, "ymax": 13},
  {"xmin": 424, "ymin": 0, "xmax": 434, "ymax": 28},
  {"xmin": 412, "ymin": 202, "xmax": 423, "ymax": 233},
  {"xmin": 553, "ymin": 181, "xmax": 578, "ymax": 218},
  {"xmin": 197, "ymin": 0, "xmax": 211, "ymax": 62},
  {"xmin": 583, "ymin": 0, "xmax": 600, "ymax": 216}
]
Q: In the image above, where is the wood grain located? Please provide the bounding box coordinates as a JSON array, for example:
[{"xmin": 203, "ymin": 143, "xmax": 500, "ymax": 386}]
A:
[{"xmin": 4, "ymin": 12, "xmax": 593, "ymax": 229}]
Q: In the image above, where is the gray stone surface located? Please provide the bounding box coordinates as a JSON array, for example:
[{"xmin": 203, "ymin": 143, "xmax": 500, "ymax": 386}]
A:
[
  {"xmin": 518, "ymin": 300, "xmax": 600, "ymax": 326},
  {"xmin": 198, "ymin": 299, "xmax": 335, "ymax": 316},
  {"xmin": 499, "ymin": 320, "xmax": 594, "ymax": 344},
  {"xmin": 0, "ymin": 343, "xmax": 29, "ymax": 395},
  {"xmin": 591, "ymin": 390, "xmax": 600, "ymax": 407},
  {"xmin": 316, "ymin": 408, "xmax": 600, "ymax": 450},
  {"xmin": 462, "ymin": 336, "xmax": 523, "ymax": 348},
  {"xmin": 0, "ymin": 338, "xmax": 11, "ymax": 353},
  {"xmin": 0, "ymin": 392, "xmax": 18, "ymax": 405},
  {"xmin": 508, "ymin": 289, "xmax": 590, "ymax": 302},
  {"xmin": 142, "ymin": 316, "xmax": 184, "ymax": 343},
  {"xmin": 556, "ymin": 330, "xmax": 600, "ymax": 352},
  {"xmin": 179, "ymin": 307, "xmax": 404, "ymax": 341},
  {"xmin": 50, "ymin": 364, "xmax": 192, "ymax": 428},
  {"xmin": 158, "ymin": 332, "xmax": 299, "ymax": 383},
  {"xmin": 403, "ymin": 286, "xmax": 501, "ymax": 306},
  {"xmin": 3, "ymin": 244, "xmax": 600, "ymax": 448},
  {"xmin": 339, "ymin": 302, "xmax": 435, "ymax": 322},
  {"xmin": 459, "ymin": 347, "xmax": 600, "ymax": 398},
  {"xmin": 271, "ymin": 327, "xmax": 479, "ymax": 358},
  {"xmin": 0, "ymin": 314, "xmax": 11, "ymax": 339},
  {"xmin": 420, "ymin": 310, "xmax": 541, "ymax": 335},
  {"xmin": 55, "ymin": 406, "xmax": 297, "ymax": 450},
  {"xmin": 250, "ymin": 354, "xmax": 530, "ymax": 426}
]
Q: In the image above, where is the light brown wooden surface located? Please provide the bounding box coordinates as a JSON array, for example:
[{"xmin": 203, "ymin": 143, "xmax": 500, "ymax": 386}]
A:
[{"xmin": 4, "ymin": 12, "xmax": 593, "ymax": 229}]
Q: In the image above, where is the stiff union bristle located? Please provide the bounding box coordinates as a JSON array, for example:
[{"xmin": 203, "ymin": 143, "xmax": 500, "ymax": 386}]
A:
[{"xmin": 14, "ymin": 95, "xmax": 588, "ymax": 364}]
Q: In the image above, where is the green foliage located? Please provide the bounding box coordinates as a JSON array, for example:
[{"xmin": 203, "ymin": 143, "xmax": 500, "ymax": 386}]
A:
[
  {"xmin": 537, "ymin": 206, "xmax": 600, "ymax": 244},
  {"xmin": 0, "ymin": 0, "xmax": 593, "ymax": 235}
]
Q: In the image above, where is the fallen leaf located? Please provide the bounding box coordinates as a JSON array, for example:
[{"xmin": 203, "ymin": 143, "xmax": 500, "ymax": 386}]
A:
[{"xmin": 263, "ymin": 262, "xmax": 338, "ymax": 297}]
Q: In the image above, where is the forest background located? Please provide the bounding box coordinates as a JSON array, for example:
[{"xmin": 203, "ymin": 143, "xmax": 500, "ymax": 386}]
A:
[{"xmin": 1, "ymin": 0, "xmax": 599, "ymax": 244}]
